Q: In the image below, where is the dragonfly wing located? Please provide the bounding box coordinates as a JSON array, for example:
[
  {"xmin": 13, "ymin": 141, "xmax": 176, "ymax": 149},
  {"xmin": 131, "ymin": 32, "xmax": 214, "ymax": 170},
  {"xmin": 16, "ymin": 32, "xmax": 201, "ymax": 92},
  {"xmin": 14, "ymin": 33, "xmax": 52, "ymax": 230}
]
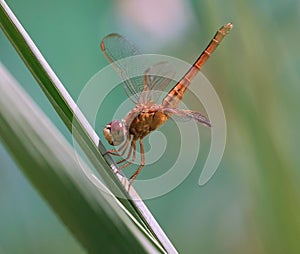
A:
[
  {"xmin": 101, "ymin": 33, "xmax": 145, "ymax": 103},
  {"xmin": 140, "ymin": 62, "xmax": 176, "ymax": 104},
  {"xmin": 162, "ymin": 108, "xmax": 211, "ymax": 127}
]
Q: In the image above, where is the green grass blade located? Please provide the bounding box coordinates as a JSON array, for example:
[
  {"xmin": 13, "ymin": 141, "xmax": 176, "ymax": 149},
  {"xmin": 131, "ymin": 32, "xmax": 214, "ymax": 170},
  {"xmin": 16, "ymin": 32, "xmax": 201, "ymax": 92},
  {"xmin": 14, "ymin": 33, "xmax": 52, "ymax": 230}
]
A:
[
  {"xmin": 0, "ymin": 1, "xmax": 177, "ymax": 253},
  {"xmin": 0, "ymin": 62, "xmax": 165, "ymax": 253}
]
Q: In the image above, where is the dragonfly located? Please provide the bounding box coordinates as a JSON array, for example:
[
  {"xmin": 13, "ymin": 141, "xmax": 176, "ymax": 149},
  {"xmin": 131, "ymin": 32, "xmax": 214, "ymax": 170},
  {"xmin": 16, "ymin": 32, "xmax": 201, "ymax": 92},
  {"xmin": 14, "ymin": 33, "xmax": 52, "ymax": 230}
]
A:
[{"xmin": 101, "ymin": 23, "xmax": 233, "ymax": 186}]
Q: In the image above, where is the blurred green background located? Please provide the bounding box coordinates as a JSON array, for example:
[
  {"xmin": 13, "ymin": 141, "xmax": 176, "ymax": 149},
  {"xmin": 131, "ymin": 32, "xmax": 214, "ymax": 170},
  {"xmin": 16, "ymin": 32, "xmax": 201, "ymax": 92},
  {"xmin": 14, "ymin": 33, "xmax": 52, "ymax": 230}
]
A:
[{"xmin": 1, "ymin": 0, "xmax": 299, "ymax": 253}]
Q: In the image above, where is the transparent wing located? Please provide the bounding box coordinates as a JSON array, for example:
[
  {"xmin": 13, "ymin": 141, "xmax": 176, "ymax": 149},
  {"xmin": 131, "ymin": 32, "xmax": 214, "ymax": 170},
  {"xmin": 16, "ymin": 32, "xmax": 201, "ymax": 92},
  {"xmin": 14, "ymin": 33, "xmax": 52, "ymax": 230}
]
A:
[
  {"xmin": 140, "ymin": 62, "xmax": 176, "ymax": 104},
  {"xmin": 162, "ymin": 108, "xmax": 211, "ymax": 127},
  {"xmin": 101, "ymin": 33, "xmax": 145, "ymax": 104}
]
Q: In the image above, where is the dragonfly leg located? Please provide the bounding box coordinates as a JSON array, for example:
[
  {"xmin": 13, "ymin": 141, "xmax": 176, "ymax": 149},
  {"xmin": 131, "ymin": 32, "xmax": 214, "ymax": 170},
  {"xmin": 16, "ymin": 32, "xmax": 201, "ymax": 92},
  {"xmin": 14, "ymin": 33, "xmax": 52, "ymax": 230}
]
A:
[
  {"xmin": 116, "ymin": 135, "xmax": 131, "ymax": 156},
  {"xmin": 119, "ymin": 140, "xmax": 137, "ymax": 169},
  {"xmin": 115, "ymin": 138, "xmax": 137, "ymax": 174},
  {"xmin": 129, "ymin": 139, "xmax": 145, "ymax": 187},
  {"xmin": 117, "ymin": 138, "xmax": 136, "ymax": 165},
  {"xmin": 105, "ymin": 135, "xmax": 130, "ymax": 156}
]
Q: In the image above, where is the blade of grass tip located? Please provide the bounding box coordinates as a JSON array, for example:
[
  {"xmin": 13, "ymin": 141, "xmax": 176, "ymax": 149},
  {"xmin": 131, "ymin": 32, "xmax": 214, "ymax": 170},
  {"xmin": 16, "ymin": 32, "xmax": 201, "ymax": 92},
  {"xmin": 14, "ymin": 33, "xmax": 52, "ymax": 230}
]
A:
[
  {"xmin": 0, "ymin": 62, "xmax": 164, "ymax": 254},
  {"xmin": 0, "ymin": 1, "xmax": 177, "ymax": 253}
]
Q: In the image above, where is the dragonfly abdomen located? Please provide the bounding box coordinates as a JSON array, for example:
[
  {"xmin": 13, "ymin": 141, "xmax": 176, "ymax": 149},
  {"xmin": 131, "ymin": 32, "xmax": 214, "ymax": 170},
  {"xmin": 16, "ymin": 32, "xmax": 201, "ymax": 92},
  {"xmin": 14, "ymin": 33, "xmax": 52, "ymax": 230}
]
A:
[
  {"xmin": 162, "ymin": 23, "xmax": 233, "ymax": 109},
  {"xmin": 161, "ymin": 83, "xmax": 188, "ymax": 108}
]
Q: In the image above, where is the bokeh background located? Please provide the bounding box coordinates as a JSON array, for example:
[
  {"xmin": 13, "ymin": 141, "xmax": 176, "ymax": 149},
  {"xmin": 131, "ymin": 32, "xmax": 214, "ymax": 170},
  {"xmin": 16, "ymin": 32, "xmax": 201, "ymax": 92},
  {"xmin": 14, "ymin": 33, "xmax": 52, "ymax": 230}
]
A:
[{"xmin": 1, "ymin": 0, "xmax": 300, "ymax": 253}]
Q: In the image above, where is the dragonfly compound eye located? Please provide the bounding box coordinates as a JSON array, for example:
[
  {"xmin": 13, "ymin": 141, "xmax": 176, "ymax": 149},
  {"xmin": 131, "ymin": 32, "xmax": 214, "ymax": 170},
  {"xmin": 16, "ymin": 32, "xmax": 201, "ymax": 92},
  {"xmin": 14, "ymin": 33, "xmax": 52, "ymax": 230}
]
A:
[{"xmin": 103, "ymin": 120, "xmax": 126, "ymax": 146}]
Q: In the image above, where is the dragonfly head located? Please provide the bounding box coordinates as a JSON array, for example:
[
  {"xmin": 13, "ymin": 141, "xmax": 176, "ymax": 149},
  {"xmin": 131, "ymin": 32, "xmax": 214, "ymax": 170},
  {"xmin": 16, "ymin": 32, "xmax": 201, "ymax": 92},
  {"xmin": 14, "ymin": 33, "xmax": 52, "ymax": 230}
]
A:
[{"xmin": 103, "ymin": 120, "xmax": 126, "ymax": 146}]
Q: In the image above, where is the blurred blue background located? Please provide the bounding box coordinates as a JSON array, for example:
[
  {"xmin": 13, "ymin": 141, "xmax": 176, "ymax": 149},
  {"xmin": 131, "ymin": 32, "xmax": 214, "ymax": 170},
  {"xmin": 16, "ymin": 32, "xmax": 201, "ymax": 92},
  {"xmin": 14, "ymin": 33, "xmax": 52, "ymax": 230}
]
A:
[{"xmin": 1, "ymin": 0, "xmax": 300, "ymax": 253}]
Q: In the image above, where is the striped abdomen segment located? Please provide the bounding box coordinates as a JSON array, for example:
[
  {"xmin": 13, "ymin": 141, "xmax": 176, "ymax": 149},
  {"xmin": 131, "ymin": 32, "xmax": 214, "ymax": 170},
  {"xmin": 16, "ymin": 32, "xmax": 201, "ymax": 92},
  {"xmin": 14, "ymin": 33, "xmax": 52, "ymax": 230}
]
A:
[{"xmin": 162, "ymin": 23, "xmax": 233, "ymax": 108}]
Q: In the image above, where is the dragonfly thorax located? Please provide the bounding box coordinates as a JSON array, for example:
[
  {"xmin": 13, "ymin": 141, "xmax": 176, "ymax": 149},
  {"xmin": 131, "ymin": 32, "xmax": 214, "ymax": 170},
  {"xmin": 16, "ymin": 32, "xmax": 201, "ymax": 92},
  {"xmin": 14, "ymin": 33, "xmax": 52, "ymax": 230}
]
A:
[
  {"xmin": 127, "ymin": 110, "xmax": 169, "ymax": 139},
  {"xmin": 103, "ymin": 120, "xmax": 127, "ymax": 146}
]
